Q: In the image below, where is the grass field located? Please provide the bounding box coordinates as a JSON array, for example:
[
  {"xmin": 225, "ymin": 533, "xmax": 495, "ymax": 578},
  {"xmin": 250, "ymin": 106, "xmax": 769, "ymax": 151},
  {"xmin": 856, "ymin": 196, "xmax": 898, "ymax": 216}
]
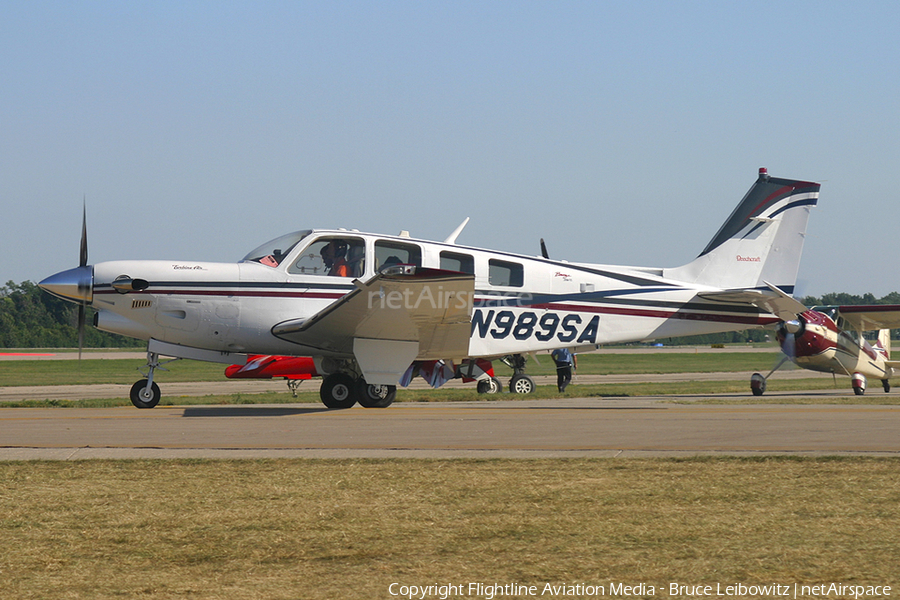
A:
[{"xmin": 1, "ymin": 458, "xmax": 898, "ymax": 600}]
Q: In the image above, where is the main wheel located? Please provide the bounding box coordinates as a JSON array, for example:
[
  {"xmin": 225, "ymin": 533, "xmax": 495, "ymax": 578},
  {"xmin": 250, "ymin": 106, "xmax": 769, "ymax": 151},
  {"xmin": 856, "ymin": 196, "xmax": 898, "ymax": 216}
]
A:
[
  {"xmin": 750, "ymin": 372, "xmax": 766, "ymax": 396},
  {"xmin": 477, "ymin": 377, "xmax": 502, "ymax": 394},
  {"xmin": 851, "ymin": 372, "xmax": 867, "ymax": 396},
  {"xmin": 130, "ymin": 379, "xmax": 161, "ymax": 409},
  {"xmin": 509, "ymin": 374, "xmax": 535, "ymax": 394},
  {"xmin": 356, "ymin": 379, "xmax": 396, "ymax": 408},
  {"xmin": 320, "ymin": 373, "xmax": 358, "ymax": 409}
]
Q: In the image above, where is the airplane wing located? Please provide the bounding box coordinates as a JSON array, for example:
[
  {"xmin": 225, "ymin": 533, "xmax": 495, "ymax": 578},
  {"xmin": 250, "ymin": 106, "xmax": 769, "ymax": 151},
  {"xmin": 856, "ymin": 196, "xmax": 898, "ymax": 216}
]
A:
[
  {"xmin": 272, "ymin": 266, "xmax": 474, "ymax": 384},
  {"xmin": 834, "ymin": 305, "xmax": 900, "ymax": 331},
  {"xmin": 698, "ymin": 282, "xmax": 807, "ymax": 322}
]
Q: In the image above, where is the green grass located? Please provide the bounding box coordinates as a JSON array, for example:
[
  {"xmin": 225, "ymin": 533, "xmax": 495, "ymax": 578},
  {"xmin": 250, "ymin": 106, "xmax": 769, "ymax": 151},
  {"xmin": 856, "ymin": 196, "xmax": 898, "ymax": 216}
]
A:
[
  {"xmin": 0, "ymin": 352, "xmax": 783, "ymax": 387},
  {"xmin": 1, "ymin": 458, "xmax": 898, "ymax": 600}
]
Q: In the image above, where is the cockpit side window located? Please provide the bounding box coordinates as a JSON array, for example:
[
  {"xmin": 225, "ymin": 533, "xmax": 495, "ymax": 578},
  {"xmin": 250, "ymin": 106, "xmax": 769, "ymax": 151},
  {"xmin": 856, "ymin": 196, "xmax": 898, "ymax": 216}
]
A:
[
  {"xmin": 288, "ymin": 237, "xmax": 365, "ymax": 277},
  {"xmin": 242, "ymin": 230, "xmax": 311, "ymax": 267}
]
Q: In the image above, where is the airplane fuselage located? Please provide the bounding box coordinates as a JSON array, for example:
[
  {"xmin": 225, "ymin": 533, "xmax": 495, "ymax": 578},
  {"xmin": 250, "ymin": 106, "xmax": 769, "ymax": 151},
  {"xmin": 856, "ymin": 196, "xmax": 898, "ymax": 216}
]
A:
[{"xmin": 89, "ymin": 229, "xmax": 780, "ymax": 360}]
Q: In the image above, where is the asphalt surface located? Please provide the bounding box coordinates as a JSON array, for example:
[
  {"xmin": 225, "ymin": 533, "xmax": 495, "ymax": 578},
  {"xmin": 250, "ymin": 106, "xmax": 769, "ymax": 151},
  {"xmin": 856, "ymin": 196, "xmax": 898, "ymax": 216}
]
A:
[{"xmin": 2, "ymin": 392, "xmax": 898, "ymax": 460}]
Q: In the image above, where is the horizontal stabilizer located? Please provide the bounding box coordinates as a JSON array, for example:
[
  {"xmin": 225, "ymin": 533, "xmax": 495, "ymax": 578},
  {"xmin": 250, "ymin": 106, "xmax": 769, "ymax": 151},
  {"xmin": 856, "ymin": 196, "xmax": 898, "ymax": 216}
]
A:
[{"xmin": 699, "ymin": 282, "xmax": 807, "ymax": 322}]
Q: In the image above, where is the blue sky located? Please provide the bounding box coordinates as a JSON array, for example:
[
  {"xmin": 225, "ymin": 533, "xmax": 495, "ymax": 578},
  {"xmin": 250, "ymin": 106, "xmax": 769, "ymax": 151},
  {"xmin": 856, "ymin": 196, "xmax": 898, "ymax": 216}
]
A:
[{"xmin": 3, "ymin": 1, "xmax": 898, "ymax": 297}]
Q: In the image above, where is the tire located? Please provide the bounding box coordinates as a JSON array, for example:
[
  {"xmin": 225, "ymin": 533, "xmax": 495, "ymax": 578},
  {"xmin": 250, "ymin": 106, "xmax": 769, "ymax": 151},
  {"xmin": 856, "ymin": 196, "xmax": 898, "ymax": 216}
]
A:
[
  {"xmin": 130, "ymin": 380, "xmax": 161, "ymax": 409},
  {"xmin": 320, "ymin": 373, "xmax": 358, "ymax": 409},
  {"xmin": 356, "ymin": 380, "xmax": 396, "ymax": 408},
  {"xmin": 509, "ymin": 374, "xmax": 535, "ymax": 394},
  {"xmin": 477, "ymin": 377, "xmax": 501, "ymax": 394},
  {"xmin": 750, "ymin": 373, "xmax": 766, "ymax": 397}
]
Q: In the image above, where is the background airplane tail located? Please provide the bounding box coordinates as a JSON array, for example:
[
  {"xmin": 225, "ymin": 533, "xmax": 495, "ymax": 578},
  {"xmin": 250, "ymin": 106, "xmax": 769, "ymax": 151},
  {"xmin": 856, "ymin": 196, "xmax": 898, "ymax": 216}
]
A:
[{"xmin": 665, "ymin": 168, "xmax": 819, "ymax": 293}]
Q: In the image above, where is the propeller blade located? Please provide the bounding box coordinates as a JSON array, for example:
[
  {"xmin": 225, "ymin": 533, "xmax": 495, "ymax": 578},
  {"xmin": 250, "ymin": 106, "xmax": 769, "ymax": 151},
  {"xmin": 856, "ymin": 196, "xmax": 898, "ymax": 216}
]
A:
[
  {"xmin": 79, "ymin": 200, "xmax": 88, "ymax": 268},
  {"xmin": 540, "ymin": 238, "xmax": 549, "ymax": 259},
  {"xmin": 78, "ymin": 198, "xmax": 88, "ymax": 360}
]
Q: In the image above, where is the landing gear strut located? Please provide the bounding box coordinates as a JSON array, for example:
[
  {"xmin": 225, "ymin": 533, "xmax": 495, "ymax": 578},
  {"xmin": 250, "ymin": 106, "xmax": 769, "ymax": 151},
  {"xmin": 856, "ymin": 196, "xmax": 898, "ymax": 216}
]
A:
[{"xmin": 130, "ymin": 350, "xmax": 178, "ymax": 408}]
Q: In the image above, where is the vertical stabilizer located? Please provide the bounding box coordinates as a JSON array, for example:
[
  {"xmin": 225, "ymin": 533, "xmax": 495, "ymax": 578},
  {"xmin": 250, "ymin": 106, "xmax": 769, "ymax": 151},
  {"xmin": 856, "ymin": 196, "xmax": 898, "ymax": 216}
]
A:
[
  {"xmin": 665, "ymin": 168, "xmax": 819, "ymax": 293},
  {"xmin": 876, "ymin": 329, "xmax": 891, "ymax": 360}
]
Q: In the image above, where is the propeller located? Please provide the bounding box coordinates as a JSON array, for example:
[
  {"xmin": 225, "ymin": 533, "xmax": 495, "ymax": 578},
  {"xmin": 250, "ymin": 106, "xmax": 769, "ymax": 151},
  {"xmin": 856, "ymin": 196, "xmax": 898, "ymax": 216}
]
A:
[
  {"xmin": 77, "ymin": 200, "xmax": 88, "ymax": 360},
  {"xmin": 540, "ymin": 238, "xmax": 549, "ymax": 259}
]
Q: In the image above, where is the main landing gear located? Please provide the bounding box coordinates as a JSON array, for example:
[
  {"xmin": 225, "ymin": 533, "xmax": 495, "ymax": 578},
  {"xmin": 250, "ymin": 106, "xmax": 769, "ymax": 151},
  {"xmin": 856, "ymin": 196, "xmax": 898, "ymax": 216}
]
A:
[
  {"xmin": 501, "ymin": 354, "xmax": 536, "ymax": 394},
  {"xmin": 319, "ymin": 373, "xmax": 396, "ymax": 409},
  {"xmin": 751, "ymin": 368, "xmax": 887, "ymax": 397}
]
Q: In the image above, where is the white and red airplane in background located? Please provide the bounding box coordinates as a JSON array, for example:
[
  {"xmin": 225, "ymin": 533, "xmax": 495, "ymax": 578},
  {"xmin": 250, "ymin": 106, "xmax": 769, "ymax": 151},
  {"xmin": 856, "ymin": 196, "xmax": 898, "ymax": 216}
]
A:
[
  {"xmin": 748, "ymin": 296, "xmax": 900, "ymax": 395},
  {"xmin": 41, "ymin": 168, "xmax": 820, "ymax": 409}
]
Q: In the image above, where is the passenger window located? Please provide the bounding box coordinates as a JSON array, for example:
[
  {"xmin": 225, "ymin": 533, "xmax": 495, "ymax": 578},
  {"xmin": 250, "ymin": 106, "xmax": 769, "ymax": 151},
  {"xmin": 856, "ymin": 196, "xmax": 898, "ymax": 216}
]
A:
[
  {"xmin": 375, "ymin": 241, "xmax": 422, "ymax": 271},
  {"xmin": 440, "ymin": 251, "xmax": 475, "ymax": 274},
  {"xmin": 289, "ymin": 237, "xmax": 365, "ymax": 277},
  {"xmin": 489, "ymin": 259, "xmax": 524, "ymax": 287}
]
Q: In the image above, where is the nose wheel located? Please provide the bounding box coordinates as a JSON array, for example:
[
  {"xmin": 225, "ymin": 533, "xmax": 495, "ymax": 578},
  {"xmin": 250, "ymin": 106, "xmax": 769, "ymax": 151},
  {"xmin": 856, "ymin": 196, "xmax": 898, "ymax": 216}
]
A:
[{"xmin": 130, "ymin": 380, "xmax": 161, "ymax": 409}]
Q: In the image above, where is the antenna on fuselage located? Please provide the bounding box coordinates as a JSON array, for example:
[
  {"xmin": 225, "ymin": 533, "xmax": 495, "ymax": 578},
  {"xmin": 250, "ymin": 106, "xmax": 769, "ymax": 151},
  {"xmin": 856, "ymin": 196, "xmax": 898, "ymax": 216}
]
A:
[
  {"xmin": 540, "ymin": 238, "xmax": 549, "ymax": 259},
  {"xmin": 443, "ymin": 217, "xmax": 470, "ymax": 245}
]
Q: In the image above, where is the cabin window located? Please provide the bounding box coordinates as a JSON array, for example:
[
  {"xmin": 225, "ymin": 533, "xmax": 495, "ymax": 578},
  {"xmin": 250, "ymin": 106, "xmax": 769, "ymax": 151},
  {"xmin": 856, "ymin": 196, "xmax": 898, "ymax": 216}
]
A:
[
  {"xmin": 288, "ymin": 237, "xmax": 365, "ymax": 277},
  {"xmin": 375, "ymin": 241, "xmax": 422, "ymax": 271},
  {"xmin": 440, "ymin": 251, "xmax": 475, "ymax": 274},
  {"xmin": 489, "ymin": 259, "xmax": 524, "ymax": 287}
]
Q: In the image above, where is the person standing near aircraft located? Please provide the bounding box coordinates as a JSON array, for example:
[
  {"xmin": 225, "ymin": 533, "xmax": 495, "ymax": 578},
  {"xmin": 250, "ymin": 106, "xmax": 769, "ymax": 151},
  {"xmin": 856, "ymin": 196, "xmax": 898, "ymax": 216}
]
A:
[{"xmin": 551, "ymin": 347, "xmax": 577, "ymax": 392}]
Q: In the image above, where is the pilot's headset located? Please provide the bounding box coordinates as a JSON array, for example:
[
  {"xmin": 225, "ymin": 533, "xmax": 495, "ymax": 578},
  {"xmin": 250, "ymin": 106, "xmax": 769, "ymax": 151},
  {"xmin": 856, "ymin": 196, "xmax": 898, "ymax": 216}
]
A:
[{"xmin": 332, "ymin": 240, "xmax": 348, "ymax": 259}]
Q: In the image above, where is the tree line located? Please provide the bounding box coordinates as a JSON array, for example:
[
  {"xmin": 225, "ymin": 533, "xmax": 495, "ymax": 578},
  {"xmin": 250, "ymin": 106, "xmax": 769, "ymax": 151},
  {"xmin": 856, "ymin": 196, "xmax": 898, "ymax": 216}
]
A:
[
  {"xmin": 2, "ymin": 279, "xmax": 900, "ymax": 349},
  {"xmin": 0, "ymin": 281, "xmax": 143, "ymax": 348}
]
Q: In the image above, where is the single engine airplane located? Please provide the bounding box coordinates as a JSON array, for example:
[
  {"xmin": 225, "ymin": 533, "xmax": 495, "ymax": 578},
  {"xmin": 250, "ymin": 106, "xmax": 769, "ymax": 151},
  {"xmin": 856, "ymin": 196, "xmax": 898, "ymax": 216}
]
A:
[
  {"xmin": 747, "ymin": 297, "xmax": 900, "ymax": 396},
  {"xmin": 40, "ymin": 167, "xmax": 820, "ymax": 409}
]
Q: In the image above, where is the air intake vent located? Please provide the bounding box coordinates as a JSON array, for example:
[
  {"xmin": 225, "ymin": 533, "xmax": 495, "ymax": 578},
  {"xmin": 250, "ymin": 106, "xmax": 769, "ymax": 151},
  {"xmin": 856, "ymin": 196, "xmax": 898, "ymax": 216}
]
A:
[{"xmin": 131, "ymin": 299, "xmax": 153, "ymax": 309}]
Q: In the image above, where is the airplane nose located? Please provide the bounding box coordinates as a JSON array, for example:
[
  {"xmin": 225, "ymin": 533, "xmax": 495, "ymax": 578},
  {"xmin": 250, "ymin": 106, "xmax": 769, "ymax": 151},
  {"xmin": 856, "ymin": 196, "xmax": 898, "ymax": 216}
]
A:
[{"xmin": 38, "ymin": 265, "xmax": 94, "ymax": 304}]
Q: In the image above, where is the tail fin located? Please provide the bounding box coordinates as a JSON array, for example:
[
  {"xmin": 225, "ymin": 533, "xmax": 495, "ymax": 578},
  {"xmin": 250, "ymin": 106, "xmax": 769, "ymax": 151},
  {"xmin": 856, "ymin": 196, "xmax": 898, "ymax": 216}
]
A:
[
  {"xmin": 876, "ymin": 329, "xmax": 891, "ymax": 360},
  {"xmin": 665, "ymin": 168, "xmax": 819, "ymax": 292}
]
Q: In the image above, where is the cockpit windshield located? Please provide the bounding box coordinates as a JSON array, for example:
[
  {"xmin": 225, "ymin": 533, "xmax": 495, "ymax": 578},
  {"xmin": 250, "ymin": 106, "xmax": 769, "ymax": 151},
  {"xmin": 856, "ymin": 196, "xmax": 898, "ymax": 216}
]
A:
[{"xmin": 241, "ymin": 230, "xmax": 312, "ymax": 267}]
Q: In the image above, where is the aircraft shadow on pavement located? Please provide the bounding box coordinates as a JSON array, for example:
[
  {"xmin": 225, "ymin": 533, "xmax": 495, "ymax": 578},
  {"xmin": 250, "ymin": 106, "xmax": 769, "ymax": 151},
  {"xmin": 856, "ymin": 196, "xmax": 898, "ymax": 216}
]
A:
[{"xmin": 182, "ymin": 406, "xmax": 332, "ymax": 418}]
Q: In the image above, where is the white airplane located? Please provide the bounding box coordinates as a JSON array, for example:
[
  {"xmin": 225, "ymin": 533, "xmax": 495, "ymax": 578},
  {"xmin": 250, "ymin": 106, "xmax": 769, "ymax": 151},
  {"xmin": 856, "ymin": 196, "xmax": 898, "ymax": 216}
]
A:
[
  {"xmin": 40, "ymin": 167, "xmax": 820, "ymax": 409},
  {"xmin": 748, "ymin": 298, "xmax": 900, "ymax": 396}
]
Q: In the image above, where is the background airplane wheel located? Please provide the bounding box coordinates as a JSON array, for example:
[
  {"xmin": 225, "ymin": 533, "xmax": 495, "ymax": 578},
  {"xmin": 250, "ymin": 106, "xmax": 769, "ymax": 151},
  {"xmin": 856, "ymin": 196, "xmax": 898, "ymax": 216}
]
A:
[
  {"xmin": 851, "ymin": 373, "xmax": 867, "ymax": 396},
  {"xmin": 509, "ymin": 374, "xmax": 535, "ymax": 394},
  {"xmin": 320, "ymin": 373, "xmax": 357, "ymax": 409},
  {"xmin": 750, "ymin": 373, "xmax": 766, "ymax": 396},
  {"xmin": 130, "ymin": 380, "xmax": 161, "ymax": 409},
  {"xmin": 477, "ymin": 377, "xmax": 501, "ymax": 394},
  {"xmin": 356, "ymin": 380, "xmax": 396, "ymax": 408}
]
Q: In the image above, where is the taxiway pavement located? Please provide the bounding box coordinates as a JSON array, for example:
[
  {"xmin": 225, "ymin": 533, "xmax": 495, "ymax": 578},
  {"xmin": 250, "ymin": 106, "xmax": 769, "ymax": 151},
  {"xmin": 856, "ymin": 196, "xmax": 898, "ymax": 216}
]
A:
[{"xmin": 2, "ymin": 393, "xmax": 898, "ymax": 460}]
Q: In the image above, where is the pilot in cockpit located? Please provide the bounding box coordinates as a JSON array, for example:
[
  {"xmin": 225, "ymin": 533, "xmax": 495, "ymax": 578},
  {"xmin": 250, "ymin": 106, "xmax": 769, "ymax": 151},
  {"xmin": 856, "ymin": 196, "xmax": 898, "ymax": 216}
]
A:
[{"xmin": 320, "ymin": 240, "xmax": 350, "ymax": 277}]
